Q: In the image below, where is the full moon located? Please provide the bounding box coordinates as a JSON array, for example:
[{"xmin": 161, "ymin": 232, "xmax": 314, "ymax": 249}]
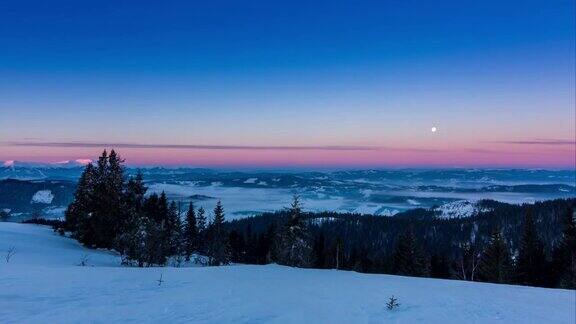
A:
[{"xmin": 431, "ymin": 126, "xmax": 438, "ymax": 133}]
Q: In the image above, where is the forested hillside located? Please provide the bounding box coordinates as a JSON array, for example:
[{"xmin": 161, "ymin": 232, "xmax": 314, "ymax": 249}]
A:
[{"xmin": 226, "ymin": 198, "xmax": 576, "ymax": 288}]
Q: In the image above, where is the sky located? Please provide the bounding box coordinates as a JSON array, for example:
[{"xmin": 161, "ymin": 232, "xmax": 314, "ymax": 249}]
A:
[{"xmin": 0, "ymin": 0, "xmax": 574, "ymax": 168}]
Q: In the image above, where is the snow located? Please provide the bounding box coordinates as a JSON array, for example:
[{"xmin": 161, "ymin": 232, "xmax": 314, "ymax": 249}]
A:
[
  {"xmin": 379, "ymin": 208, "xmax": 399, "ymax": 217},
  {"xmin": 434, "ymin": 200, "xmax": 491, "ymax": 219},
  {"xmin": 1, "ymin": 223, "xmax": 574, "ymax": 323},
  {"xmin": 42, "ymin": 206, "xmax": 67, "ymax": 219},
  {"xmin": 30, "ymin": 190, "xmax": 54, "ymax": 204}
]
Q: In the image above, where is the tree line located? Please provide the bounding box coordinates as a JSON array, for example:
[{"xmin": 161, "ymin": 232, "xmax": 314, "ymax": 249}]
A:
[
  {"xmin": 63, "ymin": 150, "xmax": 574, "ymax": 288},
  {"xmin": 64, "ymin": 150, "xmax": 311, "ymax": 268},
  {"xmin": 65, "ymin": 150, "xmax": 230, "ymax": 266},
  {"xmin": 226, "ymin": 200, "xmax": 576, "ymax": 289}
]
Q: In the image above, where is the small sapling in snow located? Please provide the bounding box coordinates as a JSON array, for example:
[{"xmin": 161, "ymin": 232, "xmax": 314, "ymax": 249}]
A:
[{"xmin": 386, "ymin": 295, "xmax": 400, "ymax": 310}]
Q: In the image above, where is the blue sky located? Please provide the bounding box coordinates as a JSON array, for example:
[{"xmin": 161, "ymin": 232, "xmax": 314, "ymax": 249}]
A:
[{"xmin": 0, "ymin": 1, "xmax": 574, "ymax": 167}]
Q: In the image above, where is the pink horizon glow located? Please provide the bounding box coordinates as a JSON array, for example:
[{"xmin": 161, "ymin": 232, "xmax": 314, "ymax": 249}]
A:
[{"xmin": 1, "ymin": 144, "xmax": 574, "ymax": 169}]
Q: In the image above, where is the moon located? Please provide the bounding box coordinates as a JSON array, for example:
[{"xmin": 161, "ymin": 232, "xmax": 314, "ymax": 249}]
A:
[{"xmin": 431, "ymin": 126, "xmax": 438, "ymax": 133}]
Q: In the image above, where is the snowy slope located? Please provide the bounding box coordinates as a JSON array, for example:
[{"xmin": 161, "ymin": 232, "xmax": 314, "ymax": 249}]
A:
[
  {"xmin": 1, "ymin": 223, "xmax": 574, "ymax": 323},
  {"xmin": 434, "ymin": 200, "xmax": 492, "ymax": 219}
]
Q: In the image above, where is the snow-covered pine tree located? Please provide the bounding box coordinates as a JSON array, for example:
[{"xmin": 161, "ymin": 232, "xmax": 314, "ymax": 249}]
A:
[
  {"xmin": 514, "ymin": 211, "xmax": 547, "ymax": 286},
  {"xmin": 274, "ymin": 195, "xmax": 312, "ymax": 268},
  {"xmin": 478, "ymin": 229, "xmax": 513, "ymax": 283}
]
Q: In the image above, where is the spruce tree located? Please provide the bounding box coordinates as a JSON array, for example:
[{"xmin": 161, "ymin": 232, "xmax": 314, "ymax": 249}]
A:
[
  {"xmin": 157, "ymin": 192, "xmax": 169, "ymax": 224},
  {"xmin": 165, "ymin": 201, "xmax": 181, "ymax": 257},
  {"xmin": 515, "ymin": 211, "xmax": 547, "ymax": 286},
  {"xmin": 87, "ymin": 150, "xmax": 127, "ymax": 248},
  {"xmin": 392, "ymin": 228, "xmax": 428, "ymax": 277},
  {"xmin": 196, "ymin": 206, "xmax": 207, "ymax": 254},
  {"xmin": 196, "ymin": 207, "xmax": 207, "ymax": 232},
  {"xmin": 207, "ymin": 201, "xmax": 230, "ymax": 266},
  {"xmin": 551, "ymin": 208, "xmax": 576, "ymax": 288},
  {"xmin": 274, "ymin": 195, "xmax": 313, "ymax": 268},
  {"xmin": 65, "ymin": 163, "xmax": 96, "ymax": 243},
  {"xmin": 145, "ymin": 215, "xmax": 165, "ymax": 266},
  {"xmin": 88, "ymin": 150, "xmax": 108, "ymax": 247},
  {"xmin": 430, "ymin": 254, "xmax": 450, "ymax": 279},
  {"xmin": 183, "ymin": 202, "xmax": 198, "ymax": 260},
  {"xmin": 313, "ymin": 233, "xmax": 326, "ymax": 268},
  {"xmin": 134, "ymin": 192, "xmax": 171, "ymax": 266},
  {"xmin": 478, "ymin": 230, "xmax": 513, "ymax": 284},
  {"xmin": 107, "ymin": 150, "xmax": 126, "ymax": 229},
  {"xmin": 116, "ymin": 171, "xmax": 147, "ymax": 264}
]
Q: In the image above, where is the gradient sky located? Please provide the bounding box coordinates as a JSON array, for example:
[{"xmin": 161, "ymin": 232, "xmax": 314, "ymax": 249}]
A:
[{"xmin": 0, "ymin": 1, "xmax": 574, "ymax": 168}]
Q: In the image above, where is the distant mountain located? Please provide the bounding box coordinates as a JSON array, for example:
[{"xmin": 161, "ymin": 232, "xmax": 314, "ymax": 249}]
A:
[
  {"xmin": 0, "ymin": 161, "xmax": 88, "ymax": 180},
  {"xmin": 0, "ymin": 165, "xmax": 573, "ymax": 220},
  {"xmin": 0, "ymin": 179, "xmax": 76, "ymax": 221}
]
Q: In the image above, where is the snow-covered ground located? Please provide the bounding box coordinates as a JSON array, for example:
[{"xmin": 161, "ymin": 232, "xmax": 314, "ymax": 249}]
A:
[{"xmin": 1, "ymin": 223, "xmax": 574, "ymax": 323}]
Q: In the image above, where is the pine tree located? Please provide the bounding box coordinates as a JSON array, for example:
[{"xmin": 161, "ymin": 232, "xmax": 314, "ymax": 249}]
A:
[
  {"xmin": 157, "ymin": 192, "xmax": 169, "ymax": 224},
  {"xmin": 144, "ymin": 216, "xmax": 166, "ymax": 266},
  {"xmin": 393, "ymin": 228, "xmax": 428, "ymax": 277},
  {"xmin": 118, "ymin": 211, "xmax": 150, "ymax": 267},
  {"xmin": 478, "ymin": 230, "xmax": 513, "ymax": 284},
  {"xmin": 183, "ymin": 202, "xmax": 198, "ymax": 260},
  {"xmin": 85, "ymin": 150, "xmax": 127, "ymax": 248},
  {"xmin": 107, "ymin": 150, "xmax": 126, "ymax": 234},
  {"xmin": 207, "ymin": 201, "xmax": 230, "ymax": 266},
  {"xmin": 116, "ymin": 171, "xmax": 148, "ymax": 265},
  {"xmin": 135, "ymin": 191, "xmax": 172, "ymax": 266},
  {"xmin": 88, "ymin": 150, "xmax": 108, "ymax": 247},
  {"xmin": 65, "ymin": 163, "xmax": 96, "ymax": 244},
  {"xmin": 274, "ymin": 195, "xmax": 312, "ymax": 268},
  {"xmin": 196, "ymin": 206, "xmax": 207, "ymax": 254},
  {"xmin": 551, "ymin": 208, "xmax": 576, "ymax": 288},
  {"xmin": 313, "ymin": 233, "xmax": 326, "ymax": 268},
  {"xmin": 196, "ymin": 207, "xmax": 207, "ymax": 232},
  {"xmin": 228, "ymin": 230, "xmax": 246, "ymax": 263},
  {"xmin": 430, "ymin": 253, "xmax": 450, "ymax": 279},
  {"xmin": 515, "ymin": 211, "xmax": 547, "ymax": 286},
  {"xmin": 164, "ymin": 201, "xmax": 181, "ymax": 257}
]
